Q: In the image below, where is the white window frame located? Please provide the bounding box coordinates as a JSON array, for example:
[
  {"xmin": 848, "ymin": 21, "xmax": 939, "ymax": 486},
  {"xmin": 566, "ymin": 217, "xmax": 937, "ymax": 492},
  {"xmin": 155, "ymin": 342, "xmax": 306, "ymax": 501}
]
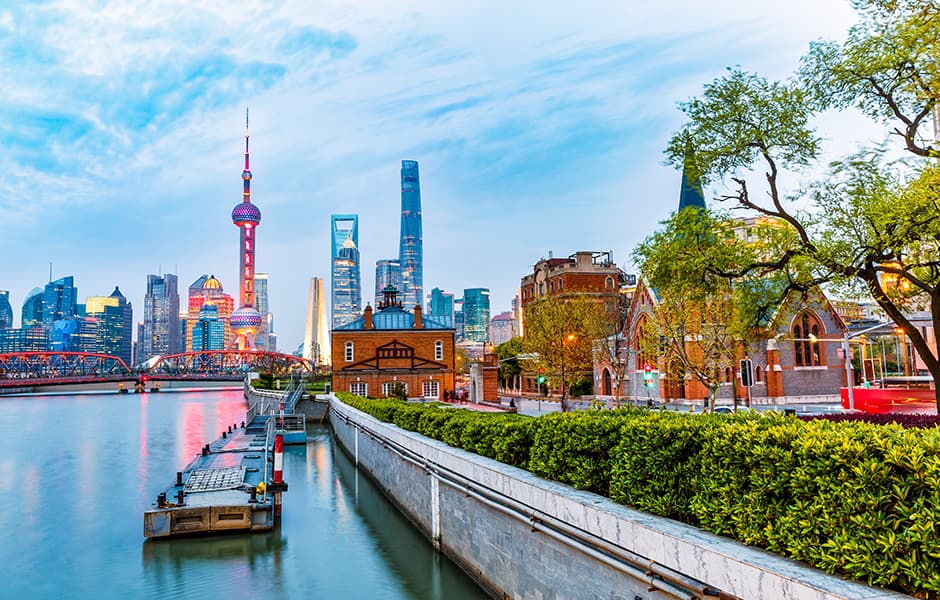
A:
[
  {"xmin": 345, "ymin": 341, "xmax": 354, "ymax": 362},
  {"xmin": 422, "ymin": 380, "xmax": 440, "ymax": 399},
  {"xmin": 434, "ymin": 340, "xmax": 444, "ymax": 361},
  {"xmin": 382, "ymin": 381, "xmax": 408, "ymax": 397},
  {"xmin": 349, "ymin": 382, "xmax": 368, "ymax": 396}
]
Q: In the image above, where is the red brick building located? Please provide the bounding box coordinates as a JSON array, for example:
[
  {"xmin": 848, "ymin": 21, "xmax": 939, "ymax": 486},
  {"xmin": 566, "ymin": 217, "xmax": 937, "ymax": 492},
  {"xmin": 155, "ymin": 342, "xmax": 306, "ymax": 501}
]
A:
[
  {"xmin": 331, "ymin": 290, "xmax": 455, "ymax": 400},
  {"xmin": 520, "ymin": 251, "xmax": 625, "ymax": 309}
]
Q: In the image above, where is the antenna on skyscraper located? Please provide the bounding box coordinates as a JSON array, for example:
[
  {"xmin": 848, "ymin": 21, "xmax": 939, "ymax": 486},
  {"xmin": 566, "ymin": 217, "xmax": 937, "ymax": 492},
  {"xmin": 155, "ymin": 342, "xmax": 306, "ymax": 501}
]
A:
[{"xmin": 49, "ymin": 261, "xmax": 52, "ymax": 283}]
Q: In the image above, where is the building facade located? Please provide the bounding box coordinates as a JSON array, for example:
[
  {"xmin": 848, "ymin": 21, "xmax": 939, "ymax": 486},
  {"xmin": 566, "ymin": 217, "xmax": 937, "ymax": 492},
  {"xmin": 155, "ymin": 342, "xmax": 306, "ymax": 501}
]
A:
[
  {"xmin": 186, "ymin": 275, "xmax": 234, "ymax": 351},
  {"xmin": 142, "ymin": 273, "xmax": 180, "ymax": 361},
  {"xmin": 462, "ymin": 288, "xmax": 491, "ymax": 343},
  {"xmin": 0, "ymin": 327, "xmax": 49, "ymax": 352},
  {"xmin": 192, "ymin": 303, "xmax": 226, "ymax": 351},
  {"xmin": 398, "ymin": 160, "xmax": 423, "ymax": 310},
  {"xmin": 488, "ymin": 311, "xmax": 517, "ymax": 346},
  {"xmin": 253, "ymin": 272, "xmax": 275, "ymax": 351},
  {"xmin": 85, "ymin": 287, "xmax": 133, "ymax": 364},
  {"xmin": 331, "ymin": 214, "xmax": 362, "ymax": 328},
  {"xmin": 332, "ymin": 289, "xmax": 454, "ymax": 400}
]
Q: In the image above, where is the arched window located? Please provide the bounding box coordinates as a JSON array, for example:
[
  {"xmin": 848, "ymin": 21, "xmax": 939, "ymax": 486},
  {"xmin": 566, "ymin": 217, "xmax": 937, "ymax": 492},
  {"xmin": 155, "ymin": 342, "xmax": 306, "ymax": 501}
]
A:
[
  {"xmin": 725, "ymin": 367, "xmax": 732, "ymax": 383},
  {"xmin": 793, "ymin": 312, "xmax": 824, "ymax": 366},
  {"xmin": 605, "ymin": 276, "xmax": 614, "ymax": 289},
  {"xmin": 434, "ymin": 340, "xmax": 444, "ymax": 361},
  {"xmin": 602, "ymin": 369, "xmax": 612, "ymax": 395},
  {"xmin": 755, "ymin": 366, "xmax": 763, "ymax": 383},
  {"xmin": 344, "ymin": 341, "xmax": 354, "ymax": 362}
]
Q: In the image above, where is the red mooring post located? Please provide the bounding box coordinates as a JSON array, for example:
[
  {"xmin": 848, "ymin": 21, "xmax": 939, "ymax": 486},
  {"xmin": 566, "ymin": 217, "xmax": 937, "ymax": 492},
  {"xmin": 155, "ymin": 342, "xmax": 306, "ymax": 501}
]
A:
[{"xmin": 272, "ymin": 433, "xmax": 285, "ymax": 518}]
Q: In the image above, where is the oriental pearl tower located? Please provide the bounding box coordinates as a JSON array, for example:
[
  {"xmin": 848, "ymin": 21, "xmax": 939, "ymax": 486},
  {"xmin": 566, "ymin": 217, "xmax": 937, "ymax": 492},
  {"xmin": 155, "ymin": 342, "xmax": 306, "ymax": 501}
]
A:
[{"xmin": 229, "ymin": 109, "xmax": 264, "ymax": 349}]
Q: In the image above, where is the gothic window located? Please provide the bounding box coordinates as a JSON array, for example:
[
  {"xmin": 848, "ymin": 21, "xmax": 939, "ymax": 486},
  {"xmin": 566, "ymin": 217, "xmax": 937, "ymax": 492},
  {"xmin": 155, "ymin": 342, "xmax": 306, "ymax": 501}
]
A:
[
  {"xmin": 605, "ymin": 277, "xmax": 614, "ymax": 289},
  {"xmin": 756, "ymin": 366, "xmax": 763, "ymax": 382},
  {"xmin": 793, "ymin": 312, "xmax": 824, "ymax": 366},
  {"xmin": 344, "ymin": 341, "xmax": 354, "ymax": 362}
]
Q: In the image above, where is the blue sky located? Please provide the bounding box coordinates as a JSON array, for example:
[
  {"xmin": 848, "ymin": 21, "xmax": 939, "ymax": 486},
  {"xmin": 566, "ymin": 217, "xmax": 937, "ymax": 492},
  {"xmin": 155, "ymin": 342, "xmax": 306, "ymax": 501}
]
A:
[{"xmin": 1, "ymin": 0, "xmax": 879, "ymax": 350}]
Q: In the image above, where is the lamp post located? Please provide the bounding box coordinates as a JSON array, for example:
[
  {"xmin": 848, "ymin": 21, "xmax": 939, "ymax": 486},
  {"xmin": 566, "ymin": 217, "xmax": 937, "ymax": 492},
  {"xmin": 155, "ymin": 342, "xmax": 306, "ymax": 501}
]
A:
[{"xmin": 561, "ymin": 333, "xmax": 575, "ymax": 411}]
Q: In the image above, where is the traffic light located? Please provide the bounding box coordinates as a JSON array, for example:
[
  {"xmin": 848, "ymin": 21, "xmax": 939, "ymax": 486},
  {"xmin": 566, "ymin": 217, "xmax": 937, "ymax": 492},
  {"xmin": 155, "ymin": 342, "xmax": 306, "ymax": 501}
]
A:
[
  {"xmin": 537, "ymin": 367, "xmax": 545, "ymax": 384},
  {"xmin": 642, "ymin": 362, "xmax": 654, "ymax": 387}
]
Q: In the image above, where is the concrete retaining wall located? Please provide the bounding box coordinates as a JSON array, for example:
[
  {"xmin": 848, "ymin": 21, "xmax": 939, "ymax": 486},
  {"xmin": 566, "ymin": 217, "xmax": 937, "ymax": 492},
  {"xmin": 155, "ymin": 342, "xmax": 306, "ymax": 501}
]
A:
[
  {"xmin": 244, "ymin": 385, "xmax": 329, "ymax": 422},
  {"xmin": 329, "ymin": 395, "xmax": 909, "ymax": 600}
]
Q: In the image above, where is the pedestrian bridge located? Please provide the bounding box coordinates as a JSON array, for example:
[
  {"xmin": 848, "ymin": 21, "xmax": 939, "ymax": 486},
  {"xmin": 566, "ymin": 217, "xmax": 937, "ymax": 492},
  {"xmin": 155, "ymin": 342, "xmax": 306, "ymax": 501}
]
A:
[{"xmin": 0, "ymin": 350, "xmax": 314, "ymax": 389}]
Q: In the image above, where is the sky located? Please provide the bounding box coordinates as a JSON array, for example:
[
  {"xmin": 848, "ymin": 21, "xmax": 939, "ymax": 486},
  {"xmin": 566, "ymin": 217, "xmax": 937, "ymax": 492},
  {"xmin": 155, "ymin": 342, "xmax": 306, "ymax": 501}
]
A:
[{"xmin": 1, "ymin": 0, "xmax": 884, "ymax": 351}]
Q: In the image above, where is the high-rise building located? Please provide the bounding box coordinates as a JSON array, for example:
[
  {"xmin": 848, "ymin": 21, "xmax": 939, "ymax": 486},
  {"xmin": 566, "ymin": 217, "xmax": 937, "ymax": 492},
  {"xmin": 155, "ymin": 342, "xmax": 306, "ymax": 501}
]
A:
[
  {"xmin": 331, "ymin": 214, "xmax": 361, "ymax": 328},
  {"xmin": 51, "ymin": 316, "xmax": 97, "ymax": 352},
  {"xmin": 0, "ymin": 291, "xmax": 12, "ymax": 330},
  {"xmin": 186, "ymin": 275, "xmax": 235, "ymax": 350},
  {"xmin": 142, "ymin": 273, "xmax": 180, "ymax": 361},
  {"xmin": 462, "ymin": 288, "xmax": 491, "ymax": 343},
  {"xmin": 428, "ymin": 287, "xmax": 455, "ymax": 327},
  {"xmin": 42, "ymin": 276, "xmax": 78, "ymax": 332},
  {"xmin": 398, "ymin": 160, "xmax": 423, "ymax": 309},
  {"xmin": 0, "ymin": 327, "xmax": 49, "ymax": 352},
  {"xmin": 21, "ymin": 287, "xmax": 43, "ymax": 328},
  {"xmin": 86, "ymin": 287, "xmax": 133, "ymax": 364},
  {"xmin": 374, "ymin": 259, "xmax": 402, "ymax": 306},
  {"xmin": 192, "ymin": 303, "xmax": 226, "ymax": 351},
  {"xmin": 229, "ymin": 111, "xmax": 265, "ymax": 349},
  {"xmin": 303, "ymin": 277, "xmax": 330, "ymax": 367},
  {"xmin": 454, "ymin": 297, "xmax": 465, "ymax": 342},
  {"xmin": 253, "ymin": 272, "xmax": 275, "ymax": 351}
]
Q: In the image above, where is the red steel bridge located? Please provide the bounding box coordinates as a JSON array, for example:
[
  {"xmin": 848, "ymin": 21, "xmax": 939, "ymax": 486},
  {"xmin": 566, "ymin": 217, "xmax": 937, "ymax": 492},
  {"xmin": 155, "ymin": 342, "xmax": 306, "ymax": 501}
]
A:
[{"xmin": 0, "ymin": 350, "xmax": 314, "ymax": 389}]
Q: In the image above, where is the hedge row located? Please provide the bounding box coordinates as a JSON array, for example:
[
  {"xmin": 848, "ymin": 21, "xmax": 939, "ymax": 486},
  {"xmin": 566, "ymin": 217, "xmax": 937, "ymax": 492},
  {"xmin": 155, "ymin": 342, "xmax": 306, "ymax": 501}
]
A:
[
  {"xmin": 335, "ymin": 392, "xmax": 940, "ymax": 597},
  {"xmin": 801, "ymin": 412, "xmax": 940, "ymax": 428}
]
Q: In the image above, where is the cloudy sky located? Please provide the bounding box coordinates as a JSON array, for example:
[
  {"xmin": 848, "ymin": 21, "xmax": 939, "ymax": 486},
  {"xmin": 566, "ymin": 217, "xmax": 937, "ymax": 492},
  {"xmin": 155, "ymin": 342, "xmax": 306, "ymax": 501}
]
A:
[{"xmin": 2, "ymin": 0, "xmax": 881, "ymax": 350}]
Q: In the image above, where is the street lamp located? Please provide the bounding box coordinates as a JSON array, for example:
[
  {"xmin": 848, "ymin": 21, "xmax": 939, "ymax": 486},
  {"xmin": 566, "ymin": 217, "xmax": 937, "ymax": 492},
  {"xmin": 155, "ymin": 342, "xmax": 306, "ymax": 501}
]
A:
[{"xmin": 561, "ymin": 333, "xmax": 575, "ymax": 411}]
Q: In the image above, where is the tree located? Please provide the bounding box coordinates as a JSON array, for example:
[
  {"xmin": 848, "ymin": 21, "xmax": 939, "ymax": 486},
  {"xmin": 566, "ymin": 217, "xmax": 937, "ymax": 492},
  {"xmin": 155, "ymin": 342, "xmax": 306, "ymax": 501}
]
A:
[
  {"xmin": 495, "ymin": 337, "xmax": 523, "ymax": 390},
  {"xmin": 634, "ymin": 208, "xmax": 752, "ymax": 412},
  {"xmin": 666, "ymin": 2, "xmax": 940, "ymax": 408},
  {"xmin": 522, "ymin": 295, "xmax": 612, "ymax": 410},
  {"xmin": 455, "ymin": 345, "xmax": 471, "ymax": 375},
  {"xmin": 591, "ymin": 292, "xmax": 634, "ymax": 406}
]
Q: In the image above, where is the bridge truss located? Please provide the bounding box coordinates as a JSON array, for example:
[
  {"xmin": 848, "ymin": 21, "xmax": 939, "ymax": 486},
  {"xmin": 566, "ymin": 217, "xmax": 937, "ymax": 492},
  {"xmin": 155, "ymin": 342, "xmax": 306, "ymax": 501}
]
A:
[
  {"xmin": 148, "ymin": 350, "xmax": 314, "ymax": 378},
  {"xmin": 0, "ymin": 352, "xmax": 133, "ymax": 386}
]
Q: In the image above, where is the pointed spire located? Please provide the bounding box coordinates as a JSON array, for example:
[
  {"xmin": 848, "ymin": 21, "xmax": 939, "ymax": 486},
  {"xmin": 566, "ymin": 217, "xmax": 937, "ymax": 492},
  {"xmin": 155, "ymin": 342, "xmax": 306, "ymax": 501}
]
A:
[
  {"xmin": 678, "ymin": 141, "xmax": 706, "ymax": 212},
  {"xmin": 244, "ymin": 107, "xmax": 250, "ymax": 171}
]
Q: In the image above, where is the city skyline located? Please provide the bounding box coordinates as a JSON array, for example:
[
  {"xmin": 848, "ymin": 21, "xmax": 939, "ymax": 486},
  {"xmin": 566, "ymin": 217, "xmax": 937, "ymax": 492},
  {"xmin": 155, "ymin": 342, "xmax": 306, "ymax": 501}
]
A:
[{"xmin": 1, "ymin": 1, "xmax": 877, "ymax": 350}]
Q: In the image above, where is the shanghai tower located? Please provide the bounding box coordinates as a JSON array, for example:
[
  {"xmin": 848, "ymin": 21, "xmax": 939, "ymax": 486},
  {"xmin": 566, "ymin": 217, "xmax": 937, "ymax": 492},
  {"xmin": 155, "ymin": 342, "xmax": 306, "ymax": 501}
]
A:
[{"xmin": 398, "ymin": 160, "xmax": 423, "ymax": 309}]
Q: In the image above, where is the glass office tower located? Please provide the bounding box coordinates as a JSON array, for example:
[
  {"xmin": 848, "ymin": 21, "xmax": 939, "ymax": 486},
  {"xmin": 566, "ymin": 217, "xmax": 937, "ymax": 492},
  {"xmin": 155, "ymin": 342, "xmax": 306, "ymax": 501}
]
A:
[
  {"xmin": 86, "ymin": 287, "xmax": 133, "ymax": 364},
  {"xmin": 374, "ymin": 259, "xmax": 402, "ymax": 306},
  {"xmin": 142, "ymin": 273, "xmax": 180, "ymax": 360},
  {"xmin": 42, "ymin": 276, "xmax": 78, "ymax": 332},
  {"xmin": 462, "ymin": 288, "xmax": 491, "ymax": 343},
  {"xmin": 21, "ymin": 287, "xmax": 43, "ymax": 328},
  {"xmin": 0, "ymin": 291, "xmax": 12, "ymax": 330},
  {"xmin": 331, "ymin": 214, "xmax": 362, "ymax": 328},
  {"xmin": 398, "ymin": 160, "xmax": 423, "ymax": 309},
  {"xmin": 428, "ymin": 287, "xmax": 454, "ymax": 327}
]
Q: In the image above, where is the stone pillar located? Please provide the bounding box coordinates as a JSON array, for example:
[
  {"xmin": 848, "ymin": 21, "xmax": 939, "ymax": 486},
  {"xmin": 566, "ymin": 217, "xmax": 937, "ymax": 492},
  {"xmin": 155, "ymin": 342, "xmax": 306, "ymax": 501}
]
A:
[{"xmin": 765, "ymin": 339, "xmax": 784, "ymax": 397}]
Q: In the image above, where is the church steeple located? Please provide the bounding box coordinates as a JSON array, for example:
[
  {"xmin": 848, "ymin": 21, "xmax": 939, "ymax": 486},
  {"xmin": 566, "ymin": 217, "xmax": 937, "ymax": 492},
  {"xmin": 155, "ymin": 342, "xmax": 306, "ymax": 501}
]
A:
[{"xmin": 678, "ymin": 144, "xmax": 706, "ymax": 212}]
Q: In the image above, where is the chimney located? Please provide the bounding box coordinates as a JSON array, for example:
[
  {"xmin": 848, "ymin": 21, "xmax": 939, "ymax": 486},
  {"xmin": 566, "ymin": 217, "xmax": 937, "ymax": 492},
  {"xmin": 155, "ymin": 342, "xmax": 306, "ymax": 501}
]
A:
[
  {"xmin": 364, "ymin": 304, "xmax": 374, "ymax": 330},
  {"xmin": 413, "ymin": 304, "xmax": 423, "ymax": 329}
]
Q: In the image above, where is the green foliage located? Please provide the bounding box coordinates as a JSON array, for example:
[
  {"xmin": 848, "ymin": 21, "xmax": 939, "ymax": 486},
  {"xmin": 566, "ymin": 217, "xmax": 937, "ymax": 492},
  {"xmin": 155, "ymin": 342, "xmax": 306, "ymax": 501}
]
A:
[
  {"xmin": 568, "ymin": 378, "xmax": 593, "ymax": 397},
  {"xmin": 334, "ymin": 391, "xmax": 940, "ymax": 596},
  {"xmin": 496, "ymin": 337, "xmax": 523, "ymax": 386}
]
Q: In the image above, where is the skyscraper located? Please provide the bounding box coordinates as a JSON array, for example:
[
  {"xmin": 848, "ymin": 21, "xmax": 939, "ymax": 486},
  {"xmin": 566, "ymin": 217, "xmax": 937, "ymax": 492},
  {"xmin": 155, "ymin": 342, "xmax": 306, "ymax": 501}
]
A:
[
  {"xmin": 331, "ymin": 214, "xmax": 361, "ymax": 328},
  {"xmin": 428, "ymin": 287, "xmax": 455, "ymax": 327},
  {"xmin": 192, "ymin": 303, "xmax": 226, "ymax": 351},
  {"xmin": 0, "ymin": 291, "xmax": 12, "ymax": 330},
  {"xmin": 186, "ymin": 275, "xmax": 234, "ymax": 350},
  {"xmin": 374, "ymin": 259, "xmax": 402, "ymax": 305},
  {"xmin": 230, "ymin": 110, "xmax": 264, "ymax": 349},
  {"xmin": 86, "ymin": 287, "xmax": 133, "ymax": 365},
  {"xmin": 462, "ymin": 288, "xmax": 491, "ymax": 343},
  {"xmin": 142, "ymin": 273, "xmax": 180, "ymax": 361},
  {"xmin": 253, "ymin": 272, "xmax": 275, "ymax": 351},
  {"xmin": 303, "ymin": 277, "xmax": 330, "ymax": 366},
  {"xmin": 398, "ymin": 160, "xmax": 423, "ymax": 309},
  {"xmin": 21, "ymin": 287, "xmax": 43, "ymax": 328},
  {"xmin": 42, "ymin": 276, "xmax": 78, "ymax": 332}
]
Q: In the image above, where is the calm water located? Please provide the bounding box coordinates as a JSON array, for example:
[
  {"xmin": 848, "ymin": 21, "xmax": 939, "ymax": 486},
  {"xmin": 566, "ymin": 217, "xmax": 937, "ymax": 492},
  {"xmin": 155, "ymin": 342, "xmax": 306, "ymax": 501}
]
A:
[{"xmin": 0, "ymin": 390, "xmax": 488, "ymax": 600}]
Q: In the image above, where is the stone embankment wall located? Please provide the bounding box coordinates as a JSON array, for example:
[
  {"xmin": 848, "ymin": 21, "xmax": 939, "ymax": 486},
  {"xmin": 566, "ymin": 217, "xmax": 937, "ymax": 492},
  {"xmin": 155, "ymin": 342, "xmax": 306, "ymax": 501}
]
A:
[{"xmin": 329, "ymin": 394, "xmax": 908, "ymax": 600}]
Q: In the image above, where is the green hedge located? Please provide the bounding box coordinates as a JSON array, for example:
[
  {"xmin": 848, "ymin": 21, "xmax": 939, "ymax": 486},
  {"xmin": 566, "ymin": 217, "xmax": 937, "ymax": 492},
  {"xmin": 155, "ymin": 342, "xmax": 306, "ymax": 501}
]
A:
[{"xmin": 334, "ymin": 392, "xmax": 940, "ymax": 597}]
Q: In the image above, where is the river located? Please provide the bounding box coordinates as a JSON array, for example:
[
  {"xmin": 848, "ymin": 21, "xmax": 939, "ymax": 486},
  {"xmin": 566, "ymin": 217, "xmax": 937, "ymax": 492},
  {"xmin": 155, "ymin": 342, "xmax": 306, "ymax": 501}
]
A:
[{"xmin": 0, "ymin": 389, "xmax": 488, "ymax": 600}]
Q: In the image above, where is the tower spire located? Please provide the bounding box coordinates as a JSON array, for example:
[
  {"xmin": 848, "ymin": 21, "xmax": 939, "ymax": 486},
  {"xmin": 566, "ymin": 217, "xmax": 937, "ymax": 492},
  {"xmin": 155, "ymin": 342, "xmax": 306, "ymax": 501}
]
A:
[{"xmin": 678, "ymin": 141, "xmax": 706, "ymax": 212}]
